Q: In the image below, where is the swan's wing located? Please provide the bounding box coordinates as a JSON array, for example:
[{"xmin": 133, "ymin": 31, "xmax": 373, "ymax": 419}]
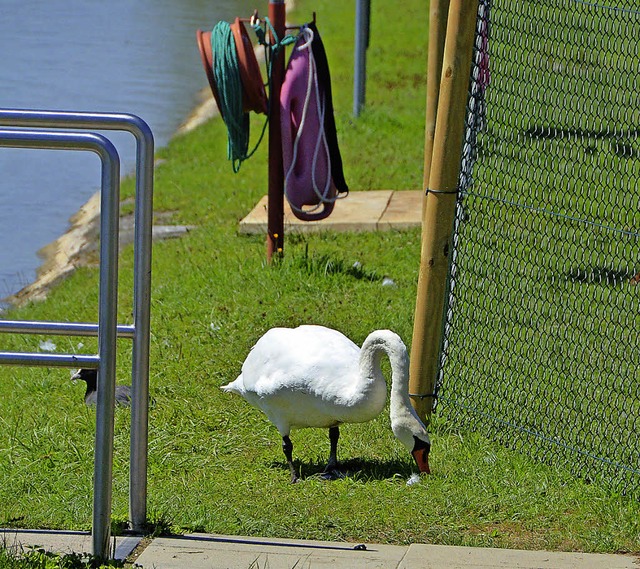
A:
[
  {"xmin": 240, "ymin": 326, "xmax": 360, "ymax": 397},
  {"xmin": 236, "ymin": 326, "xmax": 387, "ymax": 432}
]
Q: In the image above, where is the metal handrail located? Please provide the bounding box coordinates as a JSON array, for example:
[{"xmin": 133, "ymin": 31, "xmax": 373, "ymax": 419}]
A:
[
  {"xmin": 0, "ymin": 128, "xmax": 120, "ymax": 559},
  {"xmin": 0, "ymin": 108, "xmax": 153, "ymax": 534},
  {"xmin": 0, "ymin": 320, "xmax": 135, "ymax": 339},
  {"xmin": 0, "ymin": 352, "xmax": 101, "ymax": 368}
]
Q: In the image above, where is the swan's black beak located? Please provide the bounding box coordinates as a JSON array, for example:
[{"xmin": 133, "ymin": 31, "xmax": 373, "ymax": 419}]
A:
[{"xmin": 412, "ymin": 436, "xmax": 431, "ymax": 474}]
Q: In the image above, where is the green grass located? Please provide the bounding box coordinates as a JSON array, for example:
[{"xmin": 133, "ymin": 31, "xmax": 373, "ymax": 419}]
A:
[
  {"xmin": 0, "ymin": 0, "xmax": 639, "ymax": 558},
  {"xmin": 0, "ymin": 549, "xmax": 120, "ymax": 569},
  {"xmin": 0, "ymin": 547, "xmax": 132, "ymax": 569}
]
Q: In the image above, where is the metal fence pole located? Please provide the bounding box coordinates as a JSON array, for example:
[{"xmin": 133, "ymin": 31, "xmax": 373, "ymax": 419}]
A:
[
  {"xmin": 353, "ymin": 0, "xmax": 371, "ymax": 117},
  {"xmin": 126, "ymin": 117, "xmax": 153, "ymax": 533},
  {"xmin": 409, "ymin": 0, "xmax": 477, "ymax": 423},
  {"xmin": 0, "ymin": 321, "xmax": 135, "ymax": 338},
  {"xmin": 0, "ymin": 352, "xmax": 100, "ymax": 368},
  {"xmin": 0, "ymin": 109, "xmax": 154, "ymax": 532},
  {"xmin": 0, "ymin": 129, "xmax": 120, "ymax": 560}
]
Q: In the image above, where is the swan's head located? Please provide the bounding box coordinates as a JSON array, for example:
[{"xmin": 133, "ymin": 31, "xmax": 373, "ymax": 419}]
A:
[{"xmin": 392, "ymin": 419, "xmax": 431, "ymax": 475}]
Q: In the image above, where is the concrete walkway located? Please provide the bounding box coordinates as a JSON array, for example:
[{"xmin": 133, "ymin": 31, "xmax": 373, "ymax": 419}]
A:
[
  {"xmin": 0, "ymin": 528, "xmax": 140, "ymax": 561},
  {"xmin": 2, "ymin": 529, "xmax": 637, "ymax": 568}
]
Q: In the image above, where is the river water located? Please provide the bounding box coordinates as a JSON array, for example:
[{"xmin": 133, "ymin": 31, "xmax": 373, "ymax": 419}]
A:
[{"xmin": 0, "ymin": 0, "xmax": 258, "ymax": 307}]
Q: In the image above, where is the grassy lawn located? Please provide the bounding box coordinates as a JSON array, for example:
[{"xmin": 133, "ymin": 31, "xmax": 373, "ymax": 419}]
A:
[
  {"xmin": 441, "ymin": 0, "xmax": 639, "ymax": 499},
  {"xmin": 0, "ymin": 0, "xmax": 638, "ymax": 557}
]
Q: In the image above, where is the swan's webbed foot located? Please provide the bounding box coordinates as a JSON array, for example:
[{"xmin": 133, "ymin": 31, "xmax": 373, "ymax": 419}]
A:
[
  {"xmin": 323, "ymin": 454, "xmax": 339, "ymax": 473},
  {"xmin": 320, "ymin": 467, "xmax": 345, "ymax": 481},
  {"xmin": 321, "ymin": 458, "xmax": 340, "ymax": 479}
]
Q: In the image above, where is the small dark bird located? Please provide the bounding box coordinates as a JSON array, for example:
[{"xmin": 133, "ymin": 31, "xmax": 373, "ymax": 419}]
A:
[{"xmin": 71, "ymin": 368, "xmax": 131, "ymax": 407}]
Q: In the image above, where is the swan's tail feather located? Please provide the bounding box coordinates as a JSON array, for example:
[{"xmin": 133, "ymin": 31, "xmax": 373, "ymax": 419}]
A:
[{"xmin": 221, "ymin": 374, "xmax": 244, "ymax": 395}]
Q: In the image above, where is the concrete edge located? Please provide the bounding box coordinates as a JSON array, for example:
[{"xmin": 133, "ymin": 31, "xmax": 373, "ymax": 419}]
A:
[{"xmin": 0, "ymin": 529, "xmax": 141, "ymax": 562}]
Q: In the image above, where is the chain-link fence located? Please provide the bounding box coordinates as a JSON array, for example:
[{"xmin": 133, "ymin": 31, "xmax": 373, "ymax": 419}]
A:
[{"xmin": 438, "ymin": 0, "xmax": 640, "ymax": 495}]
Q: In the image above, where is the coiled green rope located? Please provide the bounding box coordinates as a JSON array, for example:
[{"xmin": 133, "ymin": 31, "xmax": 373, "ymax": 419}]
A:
[
  {"xmin": 210, "ymin": 18, "xmax": 298, "ymax": 173},
  {"xmin": 211, "ymin": 22, "xmax": 249, "ymax": 172},
  {"xmin": 211, "ymin": 21, "xmax": 250, "ymax": 173}
]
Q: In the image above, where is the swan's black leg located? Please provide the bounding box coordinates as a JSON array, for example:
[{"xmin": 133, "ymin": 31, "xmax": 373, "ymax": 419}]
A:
[
  {"xmin": 322, "ymin": 426, "xmax": 341, "ymax": 479},
  {"xmin": 282, "ymin": 435, "xmax": 299, "ymax": 483}
]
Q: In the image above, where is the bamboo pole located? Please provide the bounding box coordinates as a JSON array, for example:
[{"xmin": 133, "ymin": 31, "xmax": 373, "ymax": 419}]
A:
[
  {"xmin": 266, "ymin": 0, "xmax": 286, "ymax": 262},
  {"xmin": 422, "ymin": 0, "xmax": 451, "ymax": 219},
  {"xmin": 409, "ymin": 0, "xmax": 478, "ymax": 423}
]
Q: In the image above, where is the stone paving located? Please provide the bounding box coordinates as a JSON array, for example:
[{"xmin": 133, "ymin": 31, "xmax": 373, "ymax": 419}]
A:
[
  {"xmin": 2, "ymin": 529, "xmax": 637, "ymax": 568},
  {"xmin": 239, "ymin": 190, "xmax": 423, "ymax": 234}
]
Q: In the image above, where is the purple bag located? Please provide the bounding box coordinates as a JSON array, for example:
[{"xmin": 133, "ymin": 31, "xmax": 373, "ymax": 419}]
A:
[{"xmin": 280, "ymin": 24, "xmax": 348, "ymax": 221}]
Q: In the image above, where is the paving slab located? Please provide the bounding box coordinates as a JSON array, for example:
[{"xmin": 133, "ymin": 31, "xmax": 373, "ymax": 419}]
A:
[
  {"xmin": 136, "ymin": 534, "xmax": 639, "ymax": 569},
  {"xmin": 135, "ymin": 533, "xmax": 409, "ymax": 569},
  {"xmin": 2, "ymin": 530, "xmax": 637, "ymax": 568},
  {"xmin": 378, "ymin": 190, "xmax": 423, "ymax": 230},
  {"xmin": 0, "ymin": 528, "xmax": 140, "ymax": 561},
  {"xmin": 239, "ymin": 190, "xmax": 423, "ymax": 234},
  {"xmin": 401, "ymin": 543, "xmax": 638, "ymax": 569}
]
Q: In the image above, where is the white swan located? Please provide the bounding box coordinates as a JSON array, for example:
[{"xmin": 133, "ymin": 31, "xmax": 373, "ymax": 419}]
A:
[{"xmin": 221, "ymin": 325, "xmax": 431, "ymax": 482}]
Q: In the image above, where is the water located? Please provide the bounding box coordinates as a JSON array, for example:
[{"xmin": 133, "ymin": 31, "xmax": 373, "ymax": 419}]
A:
[{"xmin": 0, "ymin": 0, "xmax": 258, "ymax": 306}]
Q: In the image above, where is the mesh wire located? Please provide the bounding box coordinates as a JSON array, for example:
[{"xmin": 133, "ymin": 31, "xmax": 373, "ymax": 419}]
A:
[{"xmin": 438, "ymin": 0, "xmax": 640, "ymax": 495}]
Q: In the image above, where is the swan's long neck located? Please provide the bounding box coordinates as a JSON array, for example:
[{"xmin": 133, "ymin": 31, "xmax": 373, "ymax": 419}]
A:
[
  {"xmin": 359, "ymin": 330, "xmax": 428, "ymax": 449},
  {"xmin": 359, "ymin": 330, "xmax": 409, "ymax": 407}
]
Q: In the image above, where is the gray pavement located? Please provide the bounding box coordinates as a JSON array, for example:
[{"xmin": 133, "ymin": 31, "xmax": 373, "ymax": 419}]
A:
[
  {"xmin": 134, "ymin": 534, "xmax": 638, "ymax": 569},
  {"xmin": 2, "ymin": 529, "xmax": 637, "ymax": 568},
  {"xmin": 0, "ymin": 528, "xmax": 139, "ymax": 561}
]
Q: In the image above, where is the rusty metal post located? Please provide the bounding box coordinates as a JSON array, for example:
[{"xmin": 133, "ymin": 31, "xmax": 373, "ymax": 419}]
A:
[
  {"xmin": 267, "ymin": 0, "xmax": 287, "ymax": 261},
  {"xmin": 409, "ymin": 0, "xmax": 478, "ymax": 423}
]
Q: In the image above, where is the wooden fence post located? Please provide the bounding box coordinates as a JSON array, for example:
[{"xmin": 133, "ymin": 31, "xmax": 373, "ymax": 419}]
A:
[
  {"xmin": 409, "ymin": 0, "xmax": 477, "ymax": 423},
  {"xmin": 422, "ymin": 0, "xmax": 450, "ymax": 219}
]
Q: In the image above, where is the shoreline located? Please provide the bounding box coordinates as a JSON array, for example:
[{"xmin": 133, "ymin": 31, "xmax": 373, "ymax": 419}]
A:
[
  {"xmin": 3, "ymin": 2, "xmax": 296, "ymax": 310},
  {"xmin": 3, "ymin": 88, "xmax": 216, "ymax": 310}
]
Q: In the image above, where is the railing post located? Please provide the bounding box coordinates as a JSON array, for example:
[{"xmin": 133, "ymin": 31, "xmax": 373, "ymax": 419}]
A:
[
  {"xmin": 409, "ymin": 0, "xmax": 477, "ymax": 423},
  {"xmin": 92, "ymin": 134, "xmax": 121, "ymax": 560},
  {"xmin": 127, "ymin": 117, "xmax": 154, "ymax": 533},
  {"xmin": 0, "ymin": 129, "xmax": 121, "ymax": 560}
]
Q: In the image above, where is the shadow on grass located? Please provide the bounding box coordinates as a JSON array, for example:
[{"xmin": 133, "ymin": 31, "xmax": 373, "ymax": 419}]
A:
[
  {"xmin": 286, "ymin": 245, "xmax": 381, "ymax": 283},
  {"xmin": 566, "ymin": 266, "xmax": 638, "ymax": 285},
  {"xmin": 268, "ymin": 457, "xmax": 415, "ymax": 482}
]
